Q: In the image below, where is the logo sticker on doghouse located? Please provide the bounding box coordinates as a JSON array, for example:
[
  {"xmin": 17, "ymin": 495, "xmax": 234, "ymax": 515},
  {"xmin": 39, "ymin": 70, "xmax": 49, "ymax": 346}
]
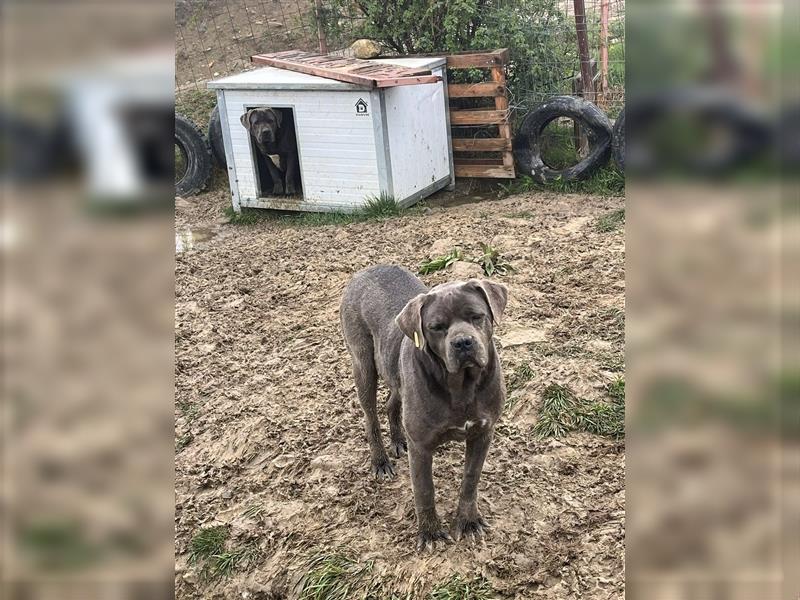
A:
[{"xmin": 355, "ymin": 98, "xmax": 369, "ymax": 116}]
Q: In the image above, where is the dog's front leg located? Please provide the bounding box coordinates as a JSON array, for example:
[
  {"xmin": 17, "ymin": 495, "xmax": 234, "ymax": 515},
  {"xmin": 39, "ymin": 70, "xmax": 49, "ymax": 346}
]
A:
[
  {"xmin": 264, "ymin": 155, "xmax": 284, "ymax": 195},
  {"xmin": 409, "ymin": 442, "xmax": 452, "ymax": 552},
  {"xmin": 454, "ymin": 430, "xmax": 492, "ymax": 542}
]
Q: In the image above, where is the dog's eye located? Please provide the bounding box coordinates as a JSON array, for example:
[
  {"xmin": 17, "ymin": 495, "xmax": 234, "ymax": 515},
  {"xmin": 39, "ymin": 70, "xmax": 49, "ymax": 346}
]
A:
[
  {"xmin": 428, "ymin": 322, "xmax": 447, "ymax": 332},
  {"xmin": 470, "ymin": 314, "xmax": 484, "ymax": 323}
]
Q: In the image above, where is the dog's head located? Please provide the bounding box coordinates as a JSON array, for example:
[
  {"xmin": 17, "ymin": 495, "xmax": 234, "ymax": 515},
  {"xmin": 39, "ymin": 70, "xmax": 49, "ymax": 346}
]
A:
[
  {"xmin": 396, "ymin": 280, "xmax": 507, "ymax": 373},
  {"xmin": 240, "ymin": 107, "xmax": 283, "ymax": 146}
]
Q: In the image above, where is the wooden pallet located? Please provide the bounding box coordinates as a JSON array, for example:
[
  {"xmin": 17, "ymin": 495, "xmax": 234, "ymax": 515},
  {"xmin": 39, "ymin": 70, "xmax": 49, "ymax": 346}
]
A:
[
  {"xmin": 446, "ymin": 49, "xmax": 515, "ymax": 179},
  {"xmin": 251, "ymin": 50, "xmax": 441, "ymax": 88}
]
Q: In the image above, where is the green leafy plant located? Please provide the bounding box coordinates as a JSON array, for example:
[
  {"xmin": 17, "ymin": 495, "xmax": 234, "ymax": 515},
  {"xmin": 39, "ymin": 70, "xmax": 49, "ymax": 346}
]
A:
[
  {"xmin": 473, "ymin": 243, "xmax": 514, "ymax": 276},
  {"xmin": 418, "ymin": 244, "xmax": 513, "ymax": 276},
  {"xmin": 419, "ymin": 248, "xmax": 464, "ymax": 274}
]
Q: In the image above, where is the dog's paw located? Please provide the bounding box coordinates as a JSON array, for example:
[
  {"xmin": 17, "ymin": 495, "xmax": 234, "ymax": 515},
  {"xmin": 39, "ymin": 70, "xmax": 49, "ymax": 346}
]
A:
[
  {"xmin": 371, "ymin": 457, "xmax": 395, "ymax": 480},
  {"xmin": 271, "ymin": 182, "xmax": 284, "ymax": 195},
  {"xmin": 453, "ymin": 514, "xmax": 490, "ymax": 543},
  {"xmin": 416, "ymin": 529, "xmax": 453, "ymax": 553},
  {"xmin": 390, "ymin": 439, "xmax": 407, "ymax": 459},
  {"xmin": 285, "ymin": 182, "xmax": 297, "ymax": 195}
]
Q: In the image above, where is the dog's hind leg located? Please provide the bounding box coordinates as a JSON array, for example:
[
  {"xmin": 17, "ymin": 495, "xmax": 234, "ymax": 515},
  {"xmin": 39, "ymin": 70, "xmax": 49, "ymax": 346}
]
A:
[
  {"xmin": 351, "ymin": 348, "xmax": 395, "ymax": 480},
  {"xmin": 387, "ymin": 390, "xmax": 407, "ymax": 458}
]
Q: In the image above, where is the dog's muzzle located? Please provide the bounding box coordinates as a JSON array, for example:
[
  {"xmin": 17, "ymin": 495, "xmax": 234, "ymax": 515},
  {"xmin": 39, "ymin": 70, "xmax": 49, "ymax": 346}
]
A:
[{"xmin": 449, "ymin": 335, "xmax": 486, "ymax": 369}]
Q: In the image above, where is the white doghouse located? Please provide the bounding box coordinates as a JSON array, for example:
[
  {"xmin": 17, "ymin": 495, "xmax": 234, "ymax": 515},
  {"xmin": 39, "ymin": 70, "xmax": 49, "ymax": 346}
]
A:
[{"xmin": 208, "ymin": 57, "xmax": 454, "ymax": 213}]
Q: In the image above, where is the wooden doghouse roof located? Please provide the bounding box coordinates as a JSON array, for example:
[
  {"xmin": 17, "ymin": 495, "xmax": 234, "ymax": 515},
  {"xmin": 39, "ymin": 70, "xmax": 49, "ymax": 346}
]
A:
[{"xmin": 250, "ymin": 50, "xmax": 442, "ymax": 88}]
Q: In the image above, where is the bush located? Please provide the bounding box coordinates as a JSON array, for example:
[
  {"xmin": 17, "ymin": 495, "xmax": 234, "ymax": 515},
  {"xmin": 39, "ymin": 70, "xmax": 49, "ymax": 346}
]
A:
[{"xmin": 321, "ymin": 0, "xmax": 578, "ymax": 117}]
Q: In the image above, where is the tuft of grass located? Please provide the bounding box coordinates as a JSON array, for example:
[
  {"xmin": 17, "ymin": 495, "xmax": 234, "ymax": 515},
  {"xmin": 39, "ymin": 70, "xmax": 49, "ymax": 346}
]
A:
[
  {"xmin": 361, "ymin": 192, "xmax": 402, "ymax": 219},
  {"xmin": 596, "ymin": 208, "xmax": 625, "ymax": 232},
  {"xmin": 429, "ymin": 574, "xmax": 496, "ymax": 600},
  {"xmin": 473, "ymin": 243, "xmax": 514, "ymax": 276},
  {"xmin": 498, "ymin": 165, "xmax": 624, "ymax": 198},
  {"xmin": 188, "ymin": 526, "xmax": 228, "ymax": 566},
  {"xmin": 210, "ymin": 544, "xmax": 262, "ymax": 578},
  {"xmin": 419, "ymin": 248, "xmax": 464, "ymax": 275},
  {"xmin": 607, "ymin": 376, "xmax": 625, "ymax": 403},
  {"xmin": 533, "ymin": 382, "xmax": 625, "ymax": 440},
  {"xmin": 188, "ymin": 526, "xmax": 261, "ymax": 579},
  {"xmin": 299, "ymin": 551, "xmax": 374, "ymax": 600}
]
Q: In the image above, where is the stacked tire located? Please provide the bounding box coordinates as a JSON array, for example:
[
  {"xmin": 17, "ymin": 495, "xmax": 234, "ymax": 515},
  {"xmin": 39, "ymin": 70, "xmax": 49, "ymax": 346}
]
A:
[
  {"xmin": 513, "ymin": 95, "xmax": 624, "ymax": 182},
  {"xmin": 513, "ymin": 96, "xmax": 614, "ymax": 182},
  {"xmin": 175, "ymin": 112, "xmax": 212, "ymax": 196}
]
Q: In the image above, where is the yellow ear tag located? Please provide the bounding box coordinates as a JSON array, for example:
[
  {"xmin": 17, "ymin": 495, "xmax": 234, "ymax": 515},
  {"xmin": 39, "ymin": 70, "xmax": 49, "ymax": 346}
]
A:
[{"xmin": 413, "ymin": 331, "xmax": 421, "ymax": 348}]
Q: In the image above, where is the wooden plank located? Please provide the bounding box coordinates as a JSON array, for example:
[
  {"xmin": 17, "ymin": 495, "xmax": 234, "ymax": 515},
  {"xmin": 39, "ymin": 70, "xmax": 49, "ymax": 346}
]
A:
[
  {"xmin": 454, "ymin": 162, "xmax": 515, "ymax": 178},
  {"xmin": 454, "ymin": 158, "xmax": 505, "ymax": 165},
  {"xmin": 251, "ymin": 51, "xmax": 441, "ymax": 88},
  {"xmin": 375, "ymin": 76, "xmax": 442, "ymax": 87},
  {"xmin": 491, "ymin": 65, "xmax": 516, "ymax": 176},
  {"xmin": 446, "ymin": 49, "xmax": 510, "ymax": 69},
  {"xmin": 448, "ymin": 83, "xmax": 505, "ymax": 98},
  {"xmin": 450, "ymin": 109, "xmax": 508, "ymax": 125},
  {"xmin": 451, "ymin": 138, "xmax": 511, "ymax": 151},
  {"xmin": 252, "ymin": 54, "xmax": 377, "ymax": 87}
]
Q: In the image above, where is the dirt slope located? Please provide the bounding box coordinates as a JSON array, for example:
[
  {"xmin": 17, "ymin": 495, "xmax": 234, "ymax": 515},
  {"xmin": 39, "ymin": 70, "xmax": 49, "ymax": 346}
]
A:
[{"xmin": 175, "ymin": 188, "xmax": 625, "ymax": 599}]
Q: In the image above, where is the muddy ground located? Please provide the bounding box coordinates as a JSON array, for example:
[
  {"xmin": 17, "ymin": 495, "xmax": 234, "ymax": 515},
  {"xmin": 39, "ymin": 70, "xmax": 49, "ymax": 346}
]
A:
[{"xmin": 175, "ymin": 185, "xmax": 625, "ymax": 599}]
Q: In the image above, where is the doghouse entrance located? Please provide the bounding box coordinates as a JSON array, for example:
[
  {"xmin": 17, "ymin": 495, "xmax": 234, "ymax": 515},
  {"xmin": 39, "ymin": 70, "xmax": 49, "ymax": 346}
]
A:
[{"xmin": 242, "ymin": 106, "xmax": 303, "ymax": 200}]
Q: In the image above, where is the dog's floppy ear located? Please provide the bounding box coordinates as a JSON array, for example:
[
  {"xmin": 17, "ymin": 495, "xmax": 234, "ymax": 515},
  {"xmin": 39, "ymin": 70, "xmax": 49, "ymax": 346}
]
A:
[
  {"xmin": 395, "ymin": 293, "xmax": 428, "ymax": 350},
  {"xmin": 240, "ymin": 109, "xmax": 254, "ymax": 131},
  {"xmin": 468, "ymin": 279, "xmax": 508, "ymax": 325},
  {"xmin": 269, "ymin": 108, "xmax": 283, "ymax": 127}
]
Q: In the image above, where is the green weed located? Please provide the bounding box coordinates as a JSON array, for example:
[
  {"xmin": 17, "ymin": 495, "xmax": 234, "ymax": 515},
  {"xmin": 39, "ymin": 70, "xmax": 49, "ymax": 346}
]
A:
[
  {"xmin": 188, "ymin": 526, "xmax": 228, "ymax": 566},
  {"xmin": 418, "ymin": 244, "xmax": 513, "ymax": 277},
  {"xmin": 473, "ymin": 243, "xmax": 514, "ymax": 276},
  {"xmin": 419, "ymin": 248, "xmax": 464, "ymax": 275},
  {"xmin": 534, "ymin": 382, "xmax": 625, "ymax": 439},
  {"xmin": 429, "ymin": 574, "xmax": 496, "ymax": 600},
  {"xmin": 499, "ymin": 165, "xmax": 624, "ymax": 198},
  {"xmin": 299, "ymin": 551, "xmax": 374, "ymax": 600},
  {"xmin": 188, "ymin": 526, "xmax": 261, "ymax": 579},
  {"xmin": 362, "ymin": 192, "xmax": 403, "ymax": 218}
]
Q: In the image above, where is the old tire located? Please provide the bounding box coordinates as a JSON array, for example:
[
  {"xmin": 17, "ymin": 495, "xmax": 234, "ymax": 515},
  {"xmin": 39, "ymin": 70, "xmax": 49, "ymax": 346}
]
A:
[
  {"xmin": 175, "ymin": 112, "xmax": 211, "ymax": 196},
  {"xmin": 514, "ymin": 96, "xmax": 612, "ymax": 183},
  {"xmin": 208, "ymin": 105, "xmax": 227, "ymax": 168},
  {"xmin": 611, "ymin": 107, "xmax": 625, "ymax": 171}
]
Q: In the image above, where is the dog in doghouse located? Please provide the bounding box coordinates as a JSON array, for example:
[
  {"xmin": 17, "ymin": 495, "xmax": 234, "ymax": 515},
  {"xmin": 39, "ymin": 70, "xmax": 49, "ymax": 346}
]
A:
[{"xmin": 240, "ymin": 107, "xmax": 301, "ymax": 196}]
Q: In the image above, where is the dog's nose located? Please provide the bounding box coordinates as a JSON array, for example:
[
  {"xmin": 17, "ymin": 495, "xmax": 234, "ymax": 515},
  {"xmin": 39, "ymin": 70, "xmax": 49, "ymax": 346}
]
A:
[{"xmin": 452, "ymin": 336, "xmax": 475, "ymax": 352}]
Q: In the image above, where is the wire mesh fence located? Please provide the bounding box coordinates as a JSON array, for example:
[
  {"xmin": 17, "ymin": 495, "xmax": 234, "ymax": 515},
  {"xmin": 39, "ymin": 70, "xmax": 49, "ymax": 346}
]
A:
[{"xmin": 175, "ymin": 0, "xmax": 624, "ymax": 129}]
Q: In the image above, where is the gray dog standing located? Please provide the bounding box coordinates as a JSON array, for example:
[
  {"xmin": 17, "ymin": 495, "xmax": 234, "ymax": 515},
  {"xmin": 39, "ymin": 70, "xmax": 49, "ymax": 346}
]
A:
[
  {"xmin": 340, "ymin": 265, "xmax": 507, "ymax": 551},
  {"xmin": 240, "ymin": 107, "xmax": 301, "ymax": 196}
]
